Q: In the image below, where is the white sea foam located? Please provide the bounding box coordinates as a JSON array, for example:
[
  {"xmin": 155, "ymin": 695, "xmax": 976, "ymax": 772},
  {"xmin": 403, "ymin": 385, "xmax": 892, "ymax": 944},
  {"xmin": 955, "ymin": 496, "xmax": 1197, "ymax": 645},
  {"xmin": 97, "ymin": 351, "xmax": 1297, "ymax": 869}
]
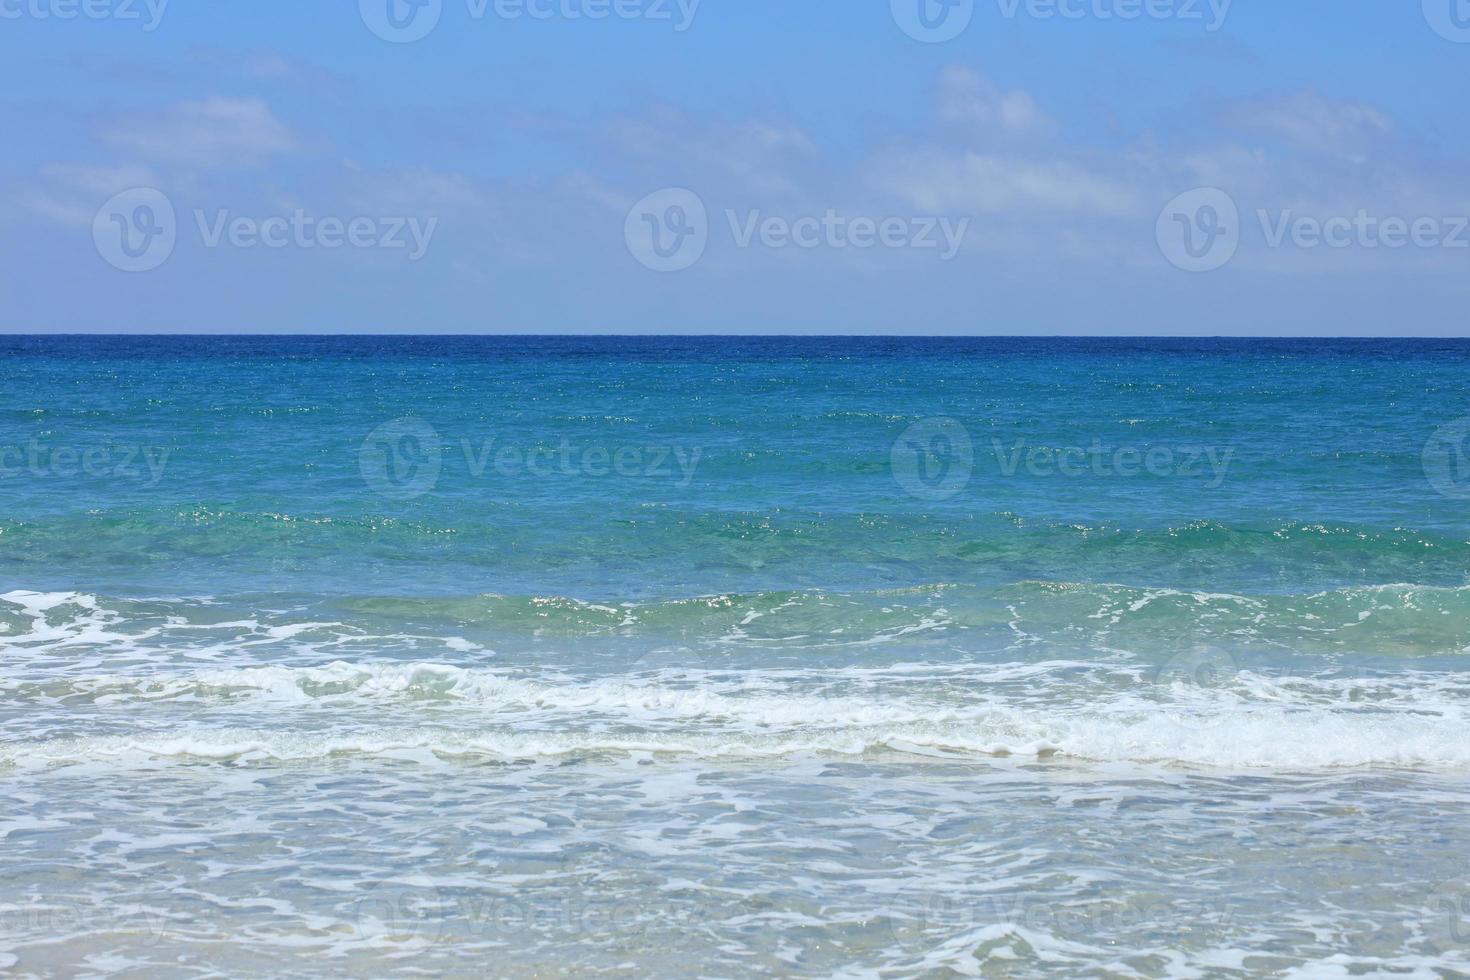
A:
[
  {"xmin": 3, "ymin": 660, "xmax": 1468, "ymax": 770},
  {"xmin": 4, "ymin": 586, "xmax": 1470, "ymax": 772},
  {"xmin": 2, "ymin": 712, "xmax": 1463, "ymax": 769}
]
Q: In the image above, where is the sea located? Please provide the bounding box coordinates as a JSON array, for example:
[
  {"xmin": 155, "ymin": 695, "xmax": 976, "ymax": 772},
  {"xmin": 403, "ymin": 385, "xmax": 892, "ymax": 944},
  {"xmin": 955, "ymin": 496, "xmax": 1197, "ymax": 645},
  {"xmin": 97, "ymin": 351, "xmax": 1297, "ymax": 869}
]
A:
[{"xmin": 1, "ymin": 335, "xmax": 1469, "ymax": 977}]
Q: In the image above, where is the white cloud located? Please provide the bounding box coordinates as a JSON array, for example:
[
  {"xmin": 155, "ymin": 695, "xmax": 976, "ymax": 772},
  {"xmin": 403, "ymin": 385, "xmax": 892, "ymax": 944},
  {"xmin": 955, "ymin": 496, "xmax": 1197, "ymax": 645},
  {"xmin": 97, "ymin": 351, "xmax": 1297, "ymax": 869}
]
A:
[
  {"xmin": 1224, "ymin": 90, "xmax": 1394, "ymax": 162},
  {"xmin": 19, "ymin": 163, "xmax": 161, "ymax": 227},
  {"xmin": 869, "ymin": 148, "xmax": 1140, "ymax": 216},
  {"xmin": 1176, "ymin": 144, "xmax": 1270, "ymax": 189},
  {"xmin": 606, "ymin": 109, "xmax": 815, "ymax": 197},
  {"xmin": 39, "ymin": 163, "xmax": 160, "ymax": 196},
  {"xmin": 863, "ymin": 67, "xmax": 1136, "ymax": 222},
  {"xmin": 101, "ymin": 97, "xmax": 297, "ymax": 168},
  {"xmin": 241, "ymin": 54, "xmax": 295, "ymax": 79},
  {"xmin": 938, "ymin": 67, "xmax": 1054, "ymax": 139},
  {"xmin": 342, "ymin": 166, "xmax": 487, "ymax": 214}
]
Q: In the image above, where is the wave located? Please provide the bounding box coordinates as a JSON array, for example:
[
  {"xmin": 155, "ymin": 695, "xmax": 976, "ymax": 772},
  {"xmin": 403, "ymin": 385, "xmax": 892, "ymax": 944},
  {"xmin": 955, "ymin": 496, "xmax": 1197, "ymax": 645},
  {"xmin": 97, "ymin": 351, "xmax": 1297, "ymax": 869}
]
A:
[
  {"xmin": 4, "ymin": 657, "xmax": 1466, "ymax": 709},
  {"xmin": 6, "ymin": 710, "xmax": 1468, "ymax": 770},
  {"xmin": 3, "ymin": 660, "xmax": 1469, "ymax": 771},
  {"xmin": 5, "ymin": 582, "xmax": 1469, "ymax": 773},
  {"xmin": 5, "ymin": 581, "xmax": 1470, "ymax": 659},
  {"xmin": 3, "ymin": 514, "xmax": 1468, "ymax": 597}
]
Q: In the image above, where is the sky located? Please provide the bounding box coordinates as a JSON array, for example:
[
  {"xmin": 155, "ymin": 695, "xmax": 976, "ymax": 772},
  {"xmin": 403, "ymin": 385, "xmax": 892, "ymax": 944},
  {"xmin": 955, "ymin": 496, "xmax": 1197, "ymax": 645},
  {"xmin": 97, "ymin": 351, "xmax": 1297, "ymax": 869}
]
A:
[{"xmin": 1, "ymin": 0, "xmax": 1468, "ymax": 335}]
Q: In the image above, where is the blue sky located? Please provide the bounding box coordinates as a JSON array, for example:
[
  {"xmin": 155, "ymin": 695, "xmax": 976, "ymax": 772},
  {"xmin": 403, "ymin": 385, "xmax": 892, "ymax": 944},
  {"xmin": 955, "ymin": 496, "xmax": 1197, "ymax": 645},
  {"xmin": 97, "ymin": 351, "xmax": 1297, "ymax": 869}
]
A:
[{"xmin": 2, "ymin": 0, "xmax": 1468, "ymax": 334}]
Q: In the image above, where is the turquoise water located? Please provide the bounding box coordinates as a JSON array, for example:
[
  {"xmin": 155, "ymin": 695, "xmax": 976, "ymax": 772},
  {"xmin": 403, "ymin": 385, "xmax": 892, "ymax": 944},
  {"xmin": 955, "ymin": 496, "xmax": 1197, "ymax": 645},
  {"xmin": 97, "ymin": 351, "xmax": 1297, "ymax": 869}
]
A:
[{"xmin": 2, "ymin": 336, "xmax": 1470, "ymax": 976}]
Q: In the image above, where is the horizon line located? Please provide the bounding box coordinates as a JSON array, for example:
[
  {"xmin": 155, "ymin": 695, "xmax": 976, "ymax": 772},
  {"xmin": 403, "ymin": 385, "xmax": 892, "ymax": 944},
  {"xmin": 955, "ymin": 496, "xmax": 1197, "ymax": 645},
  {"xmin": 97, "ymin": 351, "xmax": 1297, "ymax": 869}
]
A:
[{"xmin": 2, "ymin": 333, "xmax": 1469, "ymax": 341}]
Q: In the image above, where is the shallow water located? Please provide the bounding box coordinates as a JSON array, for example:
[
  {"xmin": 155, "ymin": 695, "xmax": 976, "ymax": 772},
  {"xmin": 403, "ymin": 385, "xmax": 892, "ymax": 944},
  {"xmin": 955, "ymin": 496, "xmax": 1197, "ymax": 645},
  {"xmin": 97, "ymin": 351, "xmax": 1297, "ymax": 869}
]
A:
[{"xmin": 2, "ymin": 337, "xmax": 1469, "ymax": 976}]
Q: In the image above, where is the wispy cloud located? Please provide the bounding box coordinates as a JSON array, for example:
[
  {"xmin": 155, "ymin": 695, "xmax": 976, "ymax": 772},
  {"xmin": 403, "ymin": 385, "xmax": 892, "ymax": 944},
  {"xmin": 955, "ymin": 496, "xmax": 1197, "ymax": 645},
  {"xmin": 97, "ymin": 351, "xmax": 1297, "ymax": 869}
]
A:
[
  {"xmin": 938, "ymin": 67, "xmax": 1056, "ymax": 140},
  {"xmin": 868, "ymin": 148, "xmax": 1140, "ymax": 216},
  {"xmin": 605, "ymin": 108, "xmax": 815, "ymax": 197},
  {"xmin": 101, "ymin": 96, "xmax": 298, "ymax": 168},
  {"xmin": 1223, "ymin": 90, "xmax": 1394, "ymax": 162},
  {"xmin": 865, "ymin": 71, "xmax": 1134, "ymax": 218},
  {"xmin": 20, "ymin": 163, "xmax": 161, "ymax": 227}
]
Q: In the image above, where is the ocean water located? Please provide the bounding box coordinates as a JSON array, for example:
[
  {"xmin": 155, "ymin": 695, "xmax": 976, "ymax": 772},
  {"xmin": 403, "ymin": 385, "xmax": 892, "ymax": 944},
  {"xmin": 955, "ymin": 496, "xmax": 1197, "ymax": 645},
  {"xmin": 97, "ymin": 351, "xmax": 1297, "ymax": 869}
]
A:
[{"xmin": 2, "ymin": 335, "xmax": 1470, "ymax": 977}]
